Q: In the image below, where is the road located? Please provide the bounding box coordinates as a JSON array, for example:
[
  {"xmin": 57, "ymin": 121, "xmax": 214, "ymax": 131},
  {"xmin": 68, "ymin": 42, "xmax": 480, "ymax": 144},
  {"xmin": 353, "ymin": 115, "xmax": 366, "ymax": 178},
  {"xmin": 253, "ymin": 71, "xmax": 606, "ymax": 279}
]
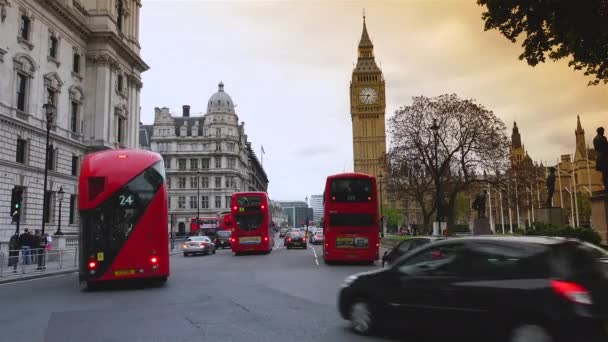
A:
[{"xmin": 0, "ymin": 235, "xmax": 396, "ymax": 342}]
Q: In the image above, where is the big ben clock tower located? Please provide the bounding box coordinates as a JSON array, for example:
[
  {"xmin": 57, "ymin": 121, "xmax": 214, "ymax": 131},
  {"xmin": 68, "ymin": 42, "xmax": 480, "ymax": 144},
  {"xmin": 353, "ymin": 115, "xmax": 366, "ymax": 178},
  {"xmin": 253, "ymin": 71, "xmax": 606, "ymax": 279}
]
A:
[{"xmin": 350, "ymin": 14, "xmax": 386, "ymax": 178}]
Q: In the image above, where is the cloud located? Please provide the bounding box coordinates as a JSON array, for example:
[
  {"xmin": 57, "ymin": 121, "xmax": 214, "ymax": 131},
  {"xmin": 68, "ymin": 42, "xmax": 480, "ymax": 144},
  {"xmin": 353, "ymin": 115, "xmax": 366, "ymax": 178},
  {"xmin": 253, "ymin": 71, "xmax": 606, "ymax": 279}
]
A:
[
  {"xmin": 296, "ymin": 145, "xmax": 336, "ymax": 157},
  {"xmin": 139, "ymin": 0, "xmax": 608, "ymax": 200}
]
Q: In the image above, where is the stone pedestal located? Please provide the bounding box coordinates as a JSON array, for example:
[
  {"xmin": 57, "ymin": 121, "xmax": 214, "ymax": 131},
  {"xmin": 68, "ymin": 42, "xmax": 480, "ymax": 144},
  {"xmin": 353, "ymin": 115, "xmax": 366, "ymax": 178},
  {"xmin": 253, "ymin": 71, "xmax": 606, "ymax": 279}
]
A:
[
  {"xmin": 591, "ymin": 192, "xmax": 608, "ymax": 244},
  {"xmin": 537, "ymin": 207, "xmax": 565, "ymax": 227},
  {"xmin": 472, "ymin": 218, "xmax": 491, "ymax": 235}
]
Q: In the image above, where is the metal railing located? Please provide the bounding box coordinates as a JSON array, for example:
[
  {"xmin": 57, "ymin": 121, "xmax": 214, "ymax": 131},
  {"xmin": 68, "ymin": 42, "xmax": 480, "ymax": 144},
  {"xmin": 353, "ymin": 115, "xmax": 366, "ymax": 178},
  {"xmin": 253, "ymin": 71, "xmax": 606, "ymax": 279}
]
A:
[{"xmin": 0, "ymin": 247, "xmax": 78, "ymax": 278}]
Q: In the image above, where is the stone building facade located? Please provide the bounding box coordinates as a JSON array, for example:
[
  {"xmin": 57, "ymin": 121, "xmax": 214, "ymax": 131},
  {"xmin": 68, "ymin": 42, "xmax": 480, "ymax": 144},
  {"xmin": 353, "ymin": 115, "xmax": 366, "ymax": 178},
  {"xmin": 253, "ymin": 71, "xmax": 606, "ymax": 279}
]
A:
[
  {"xmin": 0, "ymin": 0, "xmax": 148, "ymax": 243},
  {"xmin": 141, "ymin": 82, "xmax": 268, "ymax": 235}
]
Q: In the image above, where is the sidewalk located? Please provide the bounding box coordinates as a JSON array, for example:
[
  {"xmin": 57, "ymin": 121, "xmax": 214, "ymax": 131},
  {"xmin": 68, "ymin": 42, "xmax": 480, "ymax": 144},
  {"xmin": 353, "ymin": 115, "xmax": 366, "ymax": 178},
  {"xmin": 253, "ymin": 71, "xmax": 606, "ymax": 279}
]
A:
[
  {"xmin": 0, "ymin": 240, "xmax": 188, "ymax": 284},
  {"xmin": 0, "ymin": 248, "xmax": 78, "ymax": 284}
]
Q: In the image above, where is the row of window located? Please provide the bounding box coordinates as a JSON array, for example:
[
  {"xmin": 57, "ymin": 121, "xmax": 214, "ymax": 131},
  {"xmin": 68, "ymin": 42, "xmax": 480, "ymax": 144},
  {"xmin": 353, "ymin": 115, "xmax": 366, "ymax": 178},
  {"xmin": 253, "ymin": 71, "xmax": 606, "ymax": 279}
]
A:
[
  {"xmin": 165, "ymin": 157, "xmax": 238, "ymax": 170},
  {"xmin": 11, "ymin": 185, "xmax": 78, "ymax": 225},
  {"xmin": 155, "ymin": 142, "xmax": 237, "ymax": 153},
  {"xmin": 170, "ymin": 195, "xmax": 232, "ymax": 210},
  {"xmin": 168, "ymin": 176, "xmax": 238, "ymax": 190},
  {"xmin": 156, "ymin": 126, "xmax": 238, "ymax": 139},
  {"xmin": 16, "ymin": 138, "xmax": 80, "ymax": 176}
]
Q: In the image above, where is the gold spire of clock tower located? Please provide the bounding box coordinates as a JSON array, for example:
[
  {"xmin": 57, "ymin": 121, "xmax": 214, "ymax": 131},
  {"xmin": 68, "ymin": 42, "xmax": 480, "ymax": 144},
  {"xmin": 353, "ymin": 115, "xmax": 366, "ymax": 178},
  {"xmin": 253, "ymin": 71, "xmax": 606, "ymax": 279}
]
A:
[{"xmin": 350, "ymin": 13, "xmax": 386, "ymax": 179}]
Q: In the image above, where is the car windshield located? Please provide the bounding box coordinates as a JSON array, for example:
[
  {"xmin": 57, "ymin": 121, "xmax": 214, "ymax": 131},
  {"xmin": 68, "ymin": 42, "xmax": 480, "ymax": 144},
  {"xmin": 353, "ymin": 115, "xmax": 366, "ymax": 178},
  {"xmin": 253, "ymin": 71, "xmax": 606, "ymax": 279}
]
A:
[
  {"xmin": 217, "ymin": 231, "xmax": 231, "ymax": 237},
  {"xmin": 189, "ymin": 236, "xmax": 210, "ymax": 242},
  {"xmin": 289, "ymin": 232, "xmax": 303, "ymax": 237}
]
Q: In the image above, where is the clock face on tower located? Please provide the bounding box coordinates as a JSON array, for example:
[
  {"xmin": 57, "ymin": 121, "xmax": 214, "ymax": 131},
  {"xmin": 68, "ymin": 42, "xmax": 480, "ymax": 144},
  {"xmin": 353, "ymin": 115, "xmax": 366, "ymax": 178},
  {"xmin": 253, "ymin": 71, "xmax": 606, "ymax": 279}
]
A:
[{"xmin": 359, "ymin": 87, "xmax": 378, "ymax": 104}]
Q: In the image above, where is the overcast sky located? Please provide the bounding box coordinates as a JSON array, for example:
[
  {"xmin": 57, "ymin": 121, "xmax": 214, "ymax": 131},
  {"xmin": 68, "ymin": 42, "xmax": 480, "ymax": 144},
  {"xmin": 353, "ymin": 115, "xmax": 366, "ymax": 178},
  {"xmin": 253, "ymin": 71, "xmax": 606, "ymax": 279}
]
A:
[{"xmin": 139, "ymin": 0, "xmax": 608, "ymax": 201}]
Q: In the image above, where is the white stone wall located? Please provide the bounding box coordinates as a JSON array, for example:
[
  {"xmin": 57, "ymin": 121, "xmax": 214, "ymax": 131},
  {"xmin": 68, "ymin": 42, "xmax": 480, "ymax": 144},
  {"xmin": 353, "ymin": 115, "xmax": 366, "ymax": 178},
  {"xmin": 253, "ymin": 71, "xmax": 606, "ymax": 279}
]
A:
[{"xmin": 0, "ymin": 0, "xmax": 147, "ymax": 243}]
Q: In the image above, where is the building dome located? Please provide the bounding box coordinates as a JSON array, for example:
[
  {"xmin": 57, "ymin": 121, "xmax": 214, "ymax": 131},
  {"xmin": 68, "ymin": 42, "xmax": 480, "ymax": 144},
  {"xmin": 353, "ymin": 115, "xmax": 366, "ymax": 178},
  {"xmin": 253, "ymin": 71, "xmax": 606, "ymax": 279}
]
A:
[{"xmin": 207, "ymin": 81, "xmax": 235, "ymax": 114}]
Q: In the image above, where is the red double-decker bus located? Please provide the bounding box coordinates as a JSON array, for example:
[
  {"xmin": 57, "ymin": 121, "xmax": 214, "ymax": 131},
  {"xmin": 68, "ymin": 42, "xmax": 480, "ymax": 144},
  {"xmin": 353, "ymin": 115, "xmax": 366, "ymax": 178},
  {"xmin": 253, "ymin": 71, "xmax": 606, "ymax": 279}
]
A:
[
  {"xmin": 230, "ymin": 192, "xmax": 274, "ymax": 255},
  {"xmin": 322, "ymin": 173, "xmax": 379, "ymax": 264},
  {"xmin": 78, "ymin": 150, "xmax": 169, "ymax": 288}
]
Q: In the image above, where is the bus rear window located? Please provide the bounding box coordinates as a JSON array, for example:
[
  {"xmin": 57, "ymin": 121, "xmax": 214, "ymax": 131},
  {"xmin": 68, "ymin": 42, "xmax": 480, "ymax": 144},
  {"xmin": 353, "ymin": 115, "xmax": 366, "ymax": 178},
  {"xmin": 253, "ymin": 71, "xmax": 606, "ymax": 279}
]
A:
[
  {"xmin": 330, "ymin": 213, "xmax": 375, "ymax": 227},
  {"xmin": 237, "ymin": 196, "xmax": 262, "ymax": 206},
  {"xmin": 330, "ymin": 178, "xmax": 373, "ymax": 202},
  {"xmin": 236, "ymin": 214, "xmax": 264, "ymax": 231}
]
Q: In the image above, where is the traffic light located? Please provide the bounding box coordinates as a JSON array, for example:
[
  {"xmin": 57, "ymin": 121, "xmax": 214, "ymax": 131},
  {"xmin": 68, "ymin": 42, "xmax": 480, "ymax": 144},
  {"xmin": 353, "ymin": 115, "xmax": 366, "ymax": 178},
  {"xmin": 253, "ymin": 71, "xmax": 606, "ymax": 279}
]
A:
[{"xmin": 10, "ymin": 187, "xmax": 23, "ymax": 222}]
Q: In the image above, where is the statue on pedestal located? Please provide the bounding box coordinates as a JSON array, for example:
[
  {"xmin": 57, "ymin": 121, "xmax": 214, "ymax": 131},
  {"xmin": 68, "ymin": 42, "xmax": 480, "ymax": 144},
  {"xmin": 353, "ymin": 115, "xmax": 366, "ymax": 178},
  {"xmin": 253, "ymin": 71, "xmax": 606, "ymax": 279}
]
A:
[
  {"xmin": 594, "ymin": 127, "xmax": 608, "ymax": 192},
  {"xmin": 546, "ymin": 167, "xmax": 556, "ymax": 207},
  {"xmin": 472, "ymin": 190, "xmax": 487, "ymax": 219}
]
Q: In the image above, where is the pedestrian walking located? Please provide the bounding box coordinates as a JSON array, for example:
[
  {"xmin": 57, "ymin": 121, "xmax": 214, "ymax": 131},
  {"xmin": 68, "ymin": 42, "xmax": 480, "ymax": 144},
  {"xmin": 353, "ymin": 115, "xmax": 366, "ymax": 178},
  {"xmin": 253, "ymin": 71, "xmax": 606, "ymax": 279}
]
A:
[
  {"xmin": 34, "ymin": 230, "xmax": 46, "ymax": 270},
  {"xmin": 19, "ymin": 229, "xmax": 32, "ymax": 265},
  {"xmin": 8, "ymin": 233, "xmax": 20, "ymax": 273}
]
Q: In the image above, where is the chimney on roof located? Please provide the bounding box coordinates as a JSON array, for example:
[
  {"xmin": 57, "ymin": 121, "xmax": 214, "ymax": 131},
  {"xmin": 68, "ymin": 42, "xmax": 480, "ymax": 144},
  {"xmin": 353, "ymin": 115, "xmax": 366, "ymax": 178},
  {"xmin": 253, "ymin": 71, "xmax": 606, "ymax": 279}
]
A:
[{"xmin": 183, "ymin": 105, "xmax": 190, "ymax": 117}]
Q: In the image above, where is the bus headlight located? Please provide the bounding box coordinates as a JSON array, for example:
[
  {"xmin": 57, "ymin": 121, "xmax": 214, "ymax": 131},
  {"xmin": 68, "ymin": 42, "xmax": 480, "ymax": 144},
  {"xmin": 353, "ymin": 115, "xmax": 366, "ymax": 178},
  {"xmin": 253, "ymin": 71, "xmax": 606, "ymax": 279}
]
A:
[{"xmin": 342, "ymin": 275, "xmax": 358, "ymax": 287}]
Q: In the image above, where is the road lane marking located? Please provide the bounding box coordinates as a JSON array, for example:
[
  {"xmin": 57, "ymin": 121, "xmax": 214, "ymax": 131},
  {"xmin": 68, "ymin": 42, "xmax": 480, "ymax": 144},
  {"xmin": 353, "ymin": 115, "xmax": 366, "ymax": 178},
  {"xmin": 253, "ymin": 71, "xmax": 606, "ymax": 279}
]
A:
[{"xmin": 311, "ymin": 245, "xmax": 319, "ymax": 266}]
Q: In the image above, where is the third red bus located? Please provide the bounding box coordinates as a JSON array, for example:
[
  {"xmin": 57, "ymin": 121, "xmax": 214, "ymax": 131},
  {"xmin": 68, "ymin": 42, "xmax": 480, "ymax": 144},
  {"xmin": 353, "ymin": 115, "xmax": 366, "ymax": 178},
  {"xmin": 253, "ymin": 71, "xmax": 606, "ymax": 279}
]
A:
[{"xmin": 322, "ymin": 172, "xmax": 380, "ymax": 264}]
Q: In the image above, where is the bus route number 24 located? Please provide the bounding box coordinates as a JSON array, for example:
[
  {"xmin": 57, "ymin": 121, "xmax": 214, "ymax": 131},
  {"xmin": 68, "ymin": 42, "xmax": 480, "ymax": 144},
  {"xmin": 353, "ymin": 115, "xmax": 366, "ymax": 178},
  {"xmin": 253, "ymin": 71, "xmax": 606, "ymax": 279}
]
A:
[{"xmin": 118, "ymin": 194, "xmax": 135, "ymax": 207}]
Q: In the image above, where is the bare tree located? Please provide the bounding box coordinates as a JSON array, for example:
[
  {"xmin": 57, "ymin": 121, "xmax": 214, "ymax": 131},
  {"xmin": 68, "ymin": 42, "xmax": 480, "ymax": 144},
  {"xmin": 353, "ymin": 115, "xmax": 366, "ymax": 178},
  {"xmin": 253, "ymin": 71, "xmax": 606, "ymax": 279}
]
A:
[
  {"xmin": 386, "ymin": 146, "xmax": 436, "ymax": 231},
  {"xmin": 389, "ymin": 94, "xmax": 511, "ymax": 231}
]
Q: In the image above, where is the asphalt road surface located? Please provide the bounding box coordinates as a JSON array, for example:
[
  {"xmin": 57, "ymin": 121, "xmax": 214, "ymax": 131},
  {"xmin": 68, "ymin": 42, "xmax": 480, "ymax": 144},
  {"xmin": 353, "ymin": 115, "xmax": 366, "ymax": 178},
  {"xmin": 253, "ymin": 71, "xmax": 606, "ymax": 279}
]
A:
[{"xmin": 0, "ymin": 235, "xmax": 399, "ymax": 342}]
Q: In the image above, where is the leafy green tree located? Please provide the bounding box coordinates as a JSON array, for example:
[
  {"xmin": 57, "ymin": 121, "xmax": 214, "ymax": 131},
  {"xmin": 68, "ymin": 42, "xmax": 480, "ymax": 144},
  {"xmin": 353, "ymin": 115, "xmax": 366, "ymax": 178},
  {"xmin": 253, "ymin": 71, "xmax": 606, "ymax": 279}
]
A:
[{"xmin": 477, "ymin": 0, "xmax": 608, "ymax": 85}]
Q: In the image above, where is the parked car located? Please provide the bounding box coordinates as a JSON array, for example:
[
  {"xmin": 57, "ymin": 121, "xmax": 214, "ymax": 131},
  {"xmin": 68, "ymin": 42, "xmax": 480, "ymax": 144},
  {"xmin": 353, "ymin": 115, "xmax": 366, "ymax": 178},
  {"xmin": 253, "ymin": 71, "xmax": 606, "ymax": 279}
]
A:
[
  {"xmin": 213, "ymin": 230, "xmax": 232, "ymax": 249},
  {"xmin": 183, "ymin": 236, "xmax": 216, "ymax": 256},
  {"xmin": 381, "ymin": 236, "xmax": 444, "ymax": 267},
  {"xmin": 285, "ymin": 231, "xmax": 307, "ymax": 249},
  {"xmin": 338, "ymin": 236, "xmax": 608, "ymax": 341}
]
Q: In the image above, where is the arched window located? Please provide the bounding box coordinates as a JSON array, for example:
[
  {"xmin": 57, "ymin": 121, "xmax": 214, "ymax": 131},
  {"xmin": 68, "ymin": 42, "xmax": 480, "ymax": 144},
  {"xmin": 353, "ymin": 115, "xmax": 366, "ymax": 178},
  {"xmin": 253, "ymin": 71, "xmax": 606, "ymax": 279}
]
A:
[
  {"xmin": 13, "ymin": 53, "xmax": 36, "ymax": 114},
  {"xmin": 69, "ymin": 86, "xmax": 85, "ymax": 135},
  {"xmin": 116, "ymin": 0, "xmax": 125, "ymax": 32}
]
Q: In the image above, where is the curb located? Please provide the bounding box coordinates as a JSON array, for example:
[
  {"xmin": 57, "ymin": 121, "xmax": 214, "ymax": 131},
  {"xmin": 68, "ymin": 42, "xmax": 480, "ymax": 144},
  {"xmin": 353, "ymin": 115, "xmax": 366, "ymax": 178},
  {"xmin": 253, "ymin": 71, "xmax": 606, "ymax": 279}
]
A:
[{"xmin": 0, "ymin": 269, "xmax": 76, "ymax": 285}]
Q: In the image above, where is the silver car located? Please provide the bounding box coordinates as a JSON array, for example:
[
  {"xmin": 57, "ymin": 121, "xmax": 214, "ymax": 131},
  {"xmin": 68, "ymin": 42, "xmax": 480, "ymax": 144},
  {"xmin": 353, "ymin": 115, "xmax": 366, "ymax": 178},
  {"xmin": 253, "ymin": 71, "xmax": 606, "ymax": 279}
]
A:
[{"xmin": 183, "ymin": 236, "xmax": 216, "ymax": 256}]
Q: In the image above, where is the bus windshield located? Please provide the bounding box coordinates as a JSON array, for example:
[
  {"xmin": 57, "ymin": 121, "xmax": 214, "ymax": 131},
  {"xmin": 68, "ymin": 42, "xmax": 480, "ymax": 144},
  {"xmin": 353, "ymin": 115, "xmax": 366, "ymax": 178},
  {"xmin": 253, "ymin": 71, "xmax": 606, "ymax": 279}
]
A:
[
  {"xmin": 330, "ymin": 178, "xmax": 373, "ymax": 202},
  {"xmin": 80, "ymin": 161, "xmax": 164, "ymax": 253},
  {"xmin": 237, "ymin": 196, "xmax": 262, "ymax": 206},
  {"xmin": 235, "ymin": 214, "xmax": 264, "ymax": 231}
]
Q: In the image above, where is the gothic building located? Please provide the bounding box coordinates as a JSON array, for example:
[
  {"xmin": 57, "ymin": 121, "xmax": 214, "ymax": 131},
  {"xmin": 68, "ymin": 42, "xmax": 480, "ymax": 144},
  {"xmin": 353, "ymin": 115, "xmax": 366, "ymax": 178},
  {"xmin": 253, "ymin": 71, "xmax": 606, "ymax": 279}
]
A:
[
  {"xmin": 140, "ymin": 82, "xmax": 268, "ymax": 235},
  {"xmin": 0, "ymin": 0, "xmax": 147, "ymax": 244}
]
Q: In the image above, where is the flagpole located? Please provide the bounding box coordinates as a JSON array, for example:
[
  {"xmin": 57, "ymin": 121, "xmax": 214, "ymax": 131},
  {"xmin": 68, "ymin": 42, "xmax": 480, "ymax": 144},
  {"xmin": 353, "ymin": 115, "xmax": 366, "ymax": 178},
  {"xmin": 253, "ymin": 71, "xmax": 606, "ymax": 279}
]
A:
[
  {"xmin": 499, "ymin": 188, "xmax": 505, "ymax": 234},
  {"xmin": 585, "ymin": 145, "xmax": 592, "ymax": 194},
  {"xmin": 507, "ymin": 180, "xmax": 513, "ymax": 234},
  {"xmin": 557, "ymin": 160, "xmax": 564, "ymax": 208},
  {"xmin": 514, "ymin": 172, "xmax": 521, "ymax": 232},
  {"xmin": 571, "ymin": 156, "xmax": 579, "ymax": 228}
]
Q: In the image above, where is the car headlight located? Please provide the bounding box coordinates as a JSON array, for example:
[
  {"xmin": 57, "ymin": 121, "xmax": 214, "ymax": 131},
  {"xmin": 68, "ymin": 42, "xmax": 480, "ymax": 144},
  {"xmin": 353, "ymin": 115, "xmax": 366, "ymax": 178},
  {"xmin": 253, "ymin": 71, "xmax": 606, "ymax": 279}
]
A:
[{"xmin": 342, "ymin": 275, "xmax": 358, "ymax": 287}]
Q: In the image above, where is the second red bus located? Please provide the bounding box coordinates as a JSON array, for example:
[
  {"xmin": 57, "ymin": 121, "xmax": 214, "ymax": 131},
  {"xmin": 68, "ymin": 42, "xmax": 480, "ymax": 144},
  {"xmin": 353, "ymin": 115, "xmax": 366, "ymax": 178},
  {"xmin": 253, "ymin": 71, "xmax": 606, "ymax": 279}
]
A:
[
  {"xmin": 230, "ymin": 192, "xmax": 274, "ymax": 255},
  {"xmin": 322, "ymin": 172, "xmax": 380, "ymax": 264}
]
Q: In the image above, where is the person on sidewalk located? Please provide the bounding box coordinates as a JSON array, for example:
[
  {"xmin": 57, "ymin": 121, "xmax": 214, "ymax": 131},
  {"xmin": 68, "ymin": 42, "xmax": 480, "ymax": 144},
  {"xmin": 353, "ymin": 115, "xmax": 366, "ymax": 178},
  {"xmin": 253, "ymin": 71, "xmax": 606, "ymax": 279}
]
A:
[
  {"xmin": 19, "ymin": 229, "xmax": 32, "ymax": 265},
  {"xmin": 34, "ymin": 230, "xmax": 46, "ymax": 270},
  {"xmin": 8, "ymin": 233, "xmax": 20, "ymax": 273}
]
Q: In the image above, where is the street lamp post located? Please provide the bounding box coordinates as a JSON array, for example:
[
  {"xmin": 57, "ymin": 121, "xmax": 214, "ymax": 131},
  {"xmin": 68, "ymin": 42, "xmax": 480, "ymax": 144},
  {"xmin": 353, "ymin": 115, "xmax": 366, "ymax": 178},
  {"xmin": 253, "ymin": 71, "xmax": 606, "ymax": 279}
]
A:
[
  {"xmin": 55, "ymin": 186, "xmax": 65, "ymax": 236},
  {"xmin": 305, "ymin": 196, "xmax": 309, "ymax": 238},
  {"xmin": 430, "ymin": 119, "xmax": 441, "ymax": 236},
  {"xmin": 378, "ymin": 174, "xmax": 384, "ymax": 238},
  {"xmin": 40, "ymin": 97, "xmax": 55, "ymax": 269},
  {"xmin": 196, "ymin": 168, "xmax": 200, "ymax": 226}
]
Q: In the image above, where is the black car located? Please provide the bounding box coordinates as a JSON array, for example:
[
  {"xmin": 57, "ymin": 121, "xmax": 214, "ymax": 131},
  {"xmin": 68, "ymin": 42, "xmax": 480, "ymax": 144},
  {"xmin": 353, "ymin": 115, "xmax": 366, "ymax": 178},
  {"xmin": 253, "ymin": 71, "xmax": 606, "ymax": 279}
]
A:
[
  {"xmin": 382, "ymin": 236, "xmax": 443, "ymax": 267},
  {"xmin": 338, "ymin": 236, "xmax": 608, "ymax": 341},
  {"xmin": 213, "ymin": 230, "xmax": 232, "ymax": 249},
  {"xmin": 285, "ymin": 232, "xmax": 307, "ymax": 249}
]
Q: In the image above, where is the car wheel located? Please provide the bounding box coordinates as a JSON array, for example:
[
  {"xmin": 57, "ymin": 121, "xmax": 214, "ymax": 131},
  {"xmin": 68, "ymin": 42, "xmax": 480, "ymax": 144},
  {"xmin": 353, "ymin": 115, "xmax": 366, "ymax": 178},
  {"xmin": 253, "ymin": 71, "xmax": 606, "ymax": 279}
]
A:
[
  {"xmin": 287, "ymin": 246, "xmax": 291, "ymax": 249},
  {"xmin": 183, "ymin": 253, "xmax": 188, "ymax": 257},
  {"xmin": 349, "ymin": 301, "xmax": 375, "ymax": 335},
  {"xmin": 212, "ymin": 248, "xmax": 216, "ymax": 254},
  {"xmin": 303, "ymin": 244, "xmax": 307, "ymax": 249},
  {"xmin": 509, "ymin": 324, "xmax": 554, "ymax": 342}
]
